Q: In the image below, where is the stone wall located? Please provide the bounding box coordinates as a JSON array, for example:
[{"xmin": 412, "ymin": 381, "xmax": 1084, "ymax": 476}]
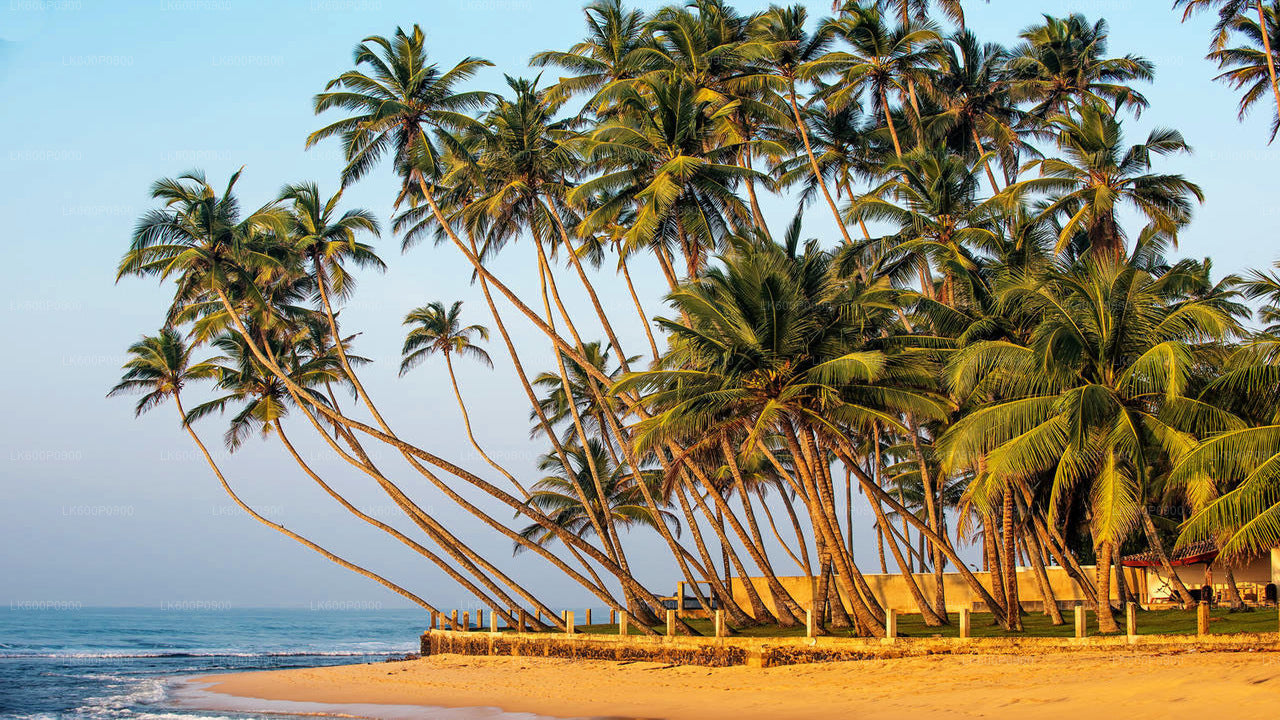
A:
[{"xmin": 421, "ymin": 628, "xmax": 1279, "ymax": 669}]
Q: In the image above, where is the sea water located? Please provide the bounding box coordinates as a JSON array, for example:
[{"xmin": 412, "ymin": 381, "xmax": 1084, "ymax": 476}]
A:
[{"xmin": 0, "ymin": 607, "xmax": 547, "ymax": 719}]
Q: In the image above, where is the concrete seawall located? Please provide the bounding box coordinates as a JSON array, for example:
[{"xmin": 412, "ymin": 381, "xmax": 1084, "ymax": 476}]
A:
[{"xmin": 421, "ymin": 628, "xmax": 1280, "ymax": 668}]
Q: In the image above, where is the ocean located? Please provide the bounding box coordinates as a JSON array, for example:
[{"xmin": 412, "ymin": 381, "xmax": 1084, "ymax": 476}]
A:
[{"xmin": 0, "ymin": 606, "xmax": 543, "ymax": 719}]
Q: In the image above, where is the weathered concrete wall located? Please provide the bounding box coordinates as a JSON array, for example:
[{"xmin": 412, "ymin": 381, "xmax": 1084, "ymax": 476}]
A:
[
  {"xmin": 729, "ymin": 566, "xmax": 1143, "ymax": 616},
  {"xmin": 421, "ymin": 628, "xmax": 1280, "ymax": 669}
]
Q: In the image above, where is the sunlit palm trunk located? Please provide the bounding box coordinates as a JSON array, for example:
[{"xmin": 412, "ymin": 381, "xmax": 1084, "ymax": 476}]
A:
[
  {"xmin": 1022, "ymin": 512, "xmax": 1065, "ymax": 625},
  {"xmin": 274, "ymin": 420, "xmax": 525, "ymax": 627},
  {"xmin": 1140, "ymin": 507, "xmax": 1194, "ymax": 609},
  {"xmin": 1001, "ymin": 488, "xmax": 1024, "ymax": 631},
  {"xmin": 215, "ymin": 286, "xmax": 658, "ymax": 635},
  {"xmin": 679, "ymin": 459, "xmax": 793, "ymax": 625},
  {"xmin": 443, "ymin": 353, "xmax": 526, "ymax": 494},
  {"xmin": 619, "ymin": 257, "xmax": 660, "ymax": 360},
  {"xmin": 788, "ymin": 78, "xmax": 855, "ymax": 244},
  {"xmin": 173, "ymin": 395, "xmax": 436, "ymax": 614},
  {"xmin": 1095, "ymin": 540, "xmax": 1121, "ymax": 633},
  {"xmin": 1256, "ymin": 0, "xmax": 1280, "ymax": 123}
]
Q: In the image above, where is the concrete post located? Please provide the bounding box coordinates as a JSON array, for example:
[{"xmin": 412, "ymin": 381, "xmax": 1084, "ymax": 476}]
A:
[
  {"xmin": 666, "ymin": 609, "xmax": 676, "ymax": 636},
  {"xmin": 885, "ymin": 609, "xmax": 898, "ymax": 641},
  {"xmin": 451, "ymin": 609, "xmax": 459, "ymax": 631},
  {"xmin": 958, "ymin": 608, "xmax": 971, "ymax": 639},
  {"xmin": 430, "ymin": 611, "xmax": 438, "ymax": 630},
  {"xmin": 476, "ymin": 610, "xmax": 483, "ymax": 630},
  {"xmin": 585, "ymin": 608, "xmax": 592, "ymax": 626},
  {"xmin": 1197, "ymin": 601, "xmax": 1210, "ymax": 637},
  {"xmin": 610, "ymin": 608, "xmax": 617, "ymax": 625},
  {"xmin": 519, "ymin": 609, "xmax": 528, "ymax": 632},
  {"xmin": 619, "ymin": 613, "xmax": 629, "ymax": 637},
  {"xmin": 490, "ymin": 609, "xmax": 499, "ymax": 634},
  {"xmin": 565, "ymin": 610, "xmax": 575, "ymax": 635},
  {"xmin": 462, "ymin": 612, "xmax": 470, "ymax": 632},
  {"xmin": 714, "ymin": 610, "xmax": 726, "ymax": 638},
  {"xmin": 805, "ymin": 609, "xmax": 816, "ymax": 638},
  {"xmin": 1074, "ymin": 605, "xmax": 1086, "ymax": 639},
  {"xmin": 1126, "ymin": 602, "xmax": 1137, "ymax": 644}
]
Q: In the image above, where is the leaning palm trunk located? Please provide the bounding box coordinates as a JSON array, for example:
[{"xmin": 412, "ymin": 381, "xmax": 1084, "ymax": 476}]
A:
[
  {"xmin": 1140, "ymin": 507, "xmax": 1194, "ymax": 609},
  {"xmin": 215, "ymin": 289, "xmax": 664, "ymax": 635},
  {"xmin": 787, "ymin": 78, "xmax": 854, "ymax": 245},
  {"xmin": 1255, "ymin": 0, "xmax": 1280, "ymax": 122},
  {"xmin": 1022, "ymin": 519, "xmax": 1065, "ymax": 625},
  {"xmin": 779, "ymin": 427, "xmax": 885, "ymax": 635},
  {"xmin": 173, "ymin": 395, "xmax": 436, "ymax": 614},
  {"xmin": 846, "ymin": 450, "xmax": 943, "ymax": 624},
  {"xmin": 274, "ymin": 420, "xmax": 526, "ymax": 628}
]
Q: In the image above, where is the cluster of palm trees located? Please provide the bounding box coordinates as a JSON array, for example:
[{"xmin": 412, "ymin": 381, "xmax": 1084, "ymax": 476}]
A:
[{"xmin": 111, "ymin": 0, "xmax": 1280, "ymax": 638}]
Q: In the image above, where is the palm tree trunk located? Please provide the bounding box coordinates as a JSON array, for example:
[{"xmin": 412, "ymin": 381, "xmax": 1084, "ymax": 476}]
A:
[
  {"xmin": 443, "ymin": 354, "xmax": 527, "ymax": 495},
  {"xmin": 1001, "ymin": 488, "xmax": 1024, "ymax": 631},
  {"xmin": 881, "ymin": 86, "xmax": 904, "ymax": 157},
  {"xmin": 678, "ymin": 474, "xmax": 778, "ymax": 625},
  {"xmin": 788, "ymin": 78, "xmax": 855, "ymax": 244},
  {"xmin": 274, "ymin": 420, "xmax": 525, "ymax": 626},
  {"xmin": 972, "ymin": 127, "xmax": 1001, "ymax": 194},
  {"xmin": 671, "ymin": 484, "xmax": 757, "ymax": 626},
  {"xmin": 1140, "ymin": 506, "xmax": 1194, "ymax": 608},
  {"xmin": 1021, "ymin": 512, "xmax": 1065, "ymax": 625},
  {"xmin": 1095, "ymin": 540, "xmax": 1121, "ymax": 633},
  {"xmin": 681, "ymin": 457, "xmax": 802, "ymax": 624},
  {"xmin": 173, "ymin": 396, "xmax": 437, "ymax": 614},
  {"xmin": 619, "ymin": 257, "xmax": 660, "ymax": 360},
  {"xmin": 1255, "ymin": 0, "xmax": 1280, "ymax": 123}
]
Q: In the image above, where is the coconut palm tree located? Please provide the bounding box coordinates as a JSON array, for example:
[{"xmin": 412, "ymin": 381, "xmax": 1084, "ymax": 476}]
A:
[
  {"xmin": 809, "ymin": 5, "xmax": 944, "ymax": 157},
  {"xmin": 515, "ymin": 440, "xmax": 677, "ymax": 552},
  {"xmin": 742, "ymin": 5, "xmax": 850, "ymax": 242},
  {"xmin": 530, "ymin": 0, "xmax": 656, "ymax": 114},
  {"xmin": 571, "ymin": 70, "xmax": 757, "ymax": 278},
  {"xmin": 1205, "ymin": 0, "xmax": 1280, "ymax": 141},
  {"xmin": 399, "ymin": 299, "xmax": 510, "ymax": 476},
  {"xmin": 923, "ymin": 30, "xmax": 1028, "ymax": 192},
  {"xmin": 108, "ymin": 329, "xmax": 436, "ymax": 612},
  {"xmin": 940, "ymin": 258, "xmax": 1243, "ymax": 632},
  {"xmin": 1003, "ymin": 104, "xmax": 1203, "ymax": 259},
  {"xmin": 1006, "ymin": 14, "xmax": 1153, "ymax": 119},
  {"xmin": 1176, "ymin": 0, "xmax": 1280, "ymax": 129}
]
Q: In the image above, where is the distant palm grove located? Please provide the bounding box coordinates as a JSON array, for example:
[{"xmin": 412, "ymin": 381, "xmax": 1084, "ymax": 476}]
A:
[{"xmin": 111, "ymin": 0, "xmax": 1280, "ymax": 637}]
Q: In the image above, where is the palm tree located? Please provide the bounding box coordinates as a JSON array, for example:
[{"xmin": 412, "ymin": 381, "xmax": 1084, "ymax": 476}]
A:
[
  {"xmin": 1176, "ymin": 0, "xmax": 1280, "ymax": 129},
  {"xmin": 307, "ymin": 25, "xmax": 493, "ymax": 188},
  {"xmin": 108, "ymin": 329, "xmax": 436, "ymax": 611},
  {"xmin": 1205, "ymin": 0, "xmax": 1280, "ymax": 141},
  {"xmin": 399, "ymin": 300, "xmax": 526, "ymax": 491},
  {"xmin": 530, "ymin": 0, "xmax": 656, "ymax": 114},
  {"xmin": 743, "ymin": 5, "xmax": 851, "ymax": 242},
  {"xmin": 515, "ymin": 440, "xmax": 677, "ymax": 552},
  {"xmin": 923, "ymin": 30, "xmax": 1027, "ymax": 193},
  {"xmin": 572, "ymin": 71, "xmax": 756, "ymax": 278},
  {"xmin": 940, "ymin": 259, "xmax": 1243, "ymax": 632},
  {"xmin": 809, "ymin": 6, "xmax": 943, "ymax": 157},
  {"xmin": 1173, "ymin": 264, "xmax": 1280, "ymax": 560},
  {"xmin": 1003, "ymin": 104, "xmax": 1203, "ymax": 259},
  {"xmin": 1006, "ymin": 14, "xmax": 1153, "ymax": 119},
  {"xmin": 850, "ymin": 147, "xmax": 999, "ymax": 303}
]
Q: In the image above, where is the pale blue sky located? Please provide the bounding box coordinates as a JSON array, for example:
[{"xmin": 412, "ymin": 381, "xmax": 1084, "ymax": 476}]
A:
[{"xmin": 0, "ymin": 0, "xmax": 1275, "ymax": 610}]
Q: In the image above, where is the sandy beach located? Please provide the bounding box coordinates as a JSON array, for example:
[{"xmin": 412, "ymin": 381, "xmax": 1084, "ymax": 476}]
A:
[{"xmin": 187, "ymin": 650, "xmax": 1280, "ymax": 720}]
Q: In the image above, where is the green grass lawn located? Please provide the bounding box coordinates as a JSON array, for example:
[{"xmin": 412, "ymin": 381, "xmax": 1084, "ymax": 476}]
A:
[{"xmin": 555, "ymin": 607, "xmax": 1280, "ymax": 639}]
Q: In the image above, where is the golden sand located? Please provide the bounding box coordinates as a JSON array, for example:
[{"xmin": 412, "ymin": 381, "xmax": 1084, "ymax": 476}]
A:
[{"xmin": 187, "ymin": 650, "xmax": 1280, "ymax": 719}]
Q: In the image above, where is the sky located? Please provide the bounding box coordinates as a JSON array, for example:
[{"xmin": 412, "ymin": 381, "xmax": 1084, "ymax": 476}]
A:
[{"xmin": 0, "ymin": 0, "xmax": 1276, "ymax": 612}]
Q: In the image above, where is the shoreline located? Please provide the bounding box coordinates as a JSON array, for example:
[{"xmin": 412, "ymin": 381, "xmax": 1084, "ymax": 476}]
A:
[{"xmin": 176, "ymin": 649, "xmax": 1280, "ymax": 720}]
